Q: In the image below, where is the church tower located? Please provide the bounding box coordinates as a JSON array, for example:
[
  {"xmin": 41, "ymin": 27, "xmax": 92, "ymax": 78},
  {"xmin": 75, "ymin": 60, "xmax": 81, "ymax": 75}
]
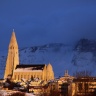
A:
[{"xmin": 4, "ymin": 30, "xmax": 19, "ymax": 79}]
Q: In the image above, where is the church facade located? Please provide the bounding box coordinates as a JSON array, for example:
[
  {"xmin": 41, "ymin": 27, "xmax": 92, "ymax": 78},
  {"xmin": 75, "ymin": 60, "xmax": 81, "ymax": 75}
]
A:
[
  {"xmin": 13, "ymin": 64, "xmax": 54, "ymax": 81},
  {"xmin": 4, "ymin": 31, "xmax": 54, "ymax": 81}
]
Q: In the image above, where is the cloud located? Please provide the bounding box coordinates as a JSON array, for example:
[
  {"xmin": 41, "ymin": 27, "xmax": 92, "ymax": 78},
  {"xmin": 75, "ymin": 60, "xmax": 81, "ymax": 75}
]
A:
[{"xmin": 0, "ymin": 0, "xmax": 96, "ymax": 50}]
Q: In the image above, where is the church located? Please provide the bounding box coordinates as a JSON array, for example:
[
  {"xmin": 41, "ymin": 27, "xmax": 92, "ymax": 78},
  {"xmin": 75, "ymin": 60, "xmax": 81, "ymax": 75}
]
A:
[{"xmin": 4, "ymin": 30, "xmax": 54, "ymax": 81}]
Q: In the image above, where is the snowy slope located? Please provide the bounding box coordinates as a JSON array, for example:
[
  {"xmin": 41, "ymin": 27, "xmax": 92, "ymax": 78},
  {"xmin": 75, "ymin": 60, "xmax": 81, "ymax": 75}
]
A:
[
  {"xmin": 20, "ymin": 43, "xmax": 74, "ymax": 77},
  {"xmin": 0, "ymin": 39, "xmax": 96, "ymax": 78},
  {"xmin": 19, "ymin": 40, "xmax": 96, "ymax": 77},
  {"xmin": 0, "ymin": 50, "xmax": 7, "ymax": 78}
]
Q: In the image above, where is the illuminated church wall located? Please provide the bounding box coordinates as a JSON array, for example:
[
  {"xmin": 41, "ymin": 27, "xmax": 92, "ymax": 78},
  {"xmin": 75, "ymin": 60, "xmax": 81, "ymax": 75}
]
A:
[{"xmin": 4, "ymin": 30, "xmax": 54, "ymax": 81}]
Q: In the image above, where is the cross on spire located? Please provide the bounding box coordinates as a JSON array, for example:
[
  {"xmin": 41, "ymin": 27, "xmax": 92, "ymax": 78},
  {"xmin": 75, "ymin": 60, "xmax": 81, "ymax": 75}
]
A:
[{"xmin": 13, "ymin": 29, "xmax": 14, "ymax": 32}]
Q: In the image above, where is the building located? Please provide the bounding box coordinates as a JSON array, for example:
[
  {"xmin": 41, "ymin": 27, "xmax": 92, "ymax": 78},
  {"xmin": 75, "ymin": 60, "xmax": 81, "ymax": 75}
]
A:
[
  {"xmin": 72, "ymin": 77, "xmax": 96, "ymax": 96},
  {"xmin": 4, "ymin": 31, "xmax": 19, "ymax": 79},
  {"xmin": 57, "ymin": 70, "xmax": 75, "ymax": 96},
  {"xmin": 28, "ymin": 78, "xmax": 48, "ymax": 95},
  {"xmin": 13, "ymin": 64, "xmax": 54, "ymax": 81},
  {"xmin": 4, "ymin": 30, "xmax": 54, "ymax": 81}
]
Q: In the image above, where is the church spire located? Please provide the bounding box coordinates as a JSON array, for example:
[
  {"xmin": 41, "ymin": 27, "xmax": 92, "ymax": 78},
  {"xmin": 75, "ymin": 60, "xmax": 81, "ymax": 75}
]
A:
[
  {"xmin": 9, "ymin": 30, "xmax": 18, "ymax": 48},
  {"xmin": 13, "ymin": 29, "xmax": 14, "ymax": 32},
  {"xmin": 4, "ymin": 30, "xmax": 19, "ymax": 79}
]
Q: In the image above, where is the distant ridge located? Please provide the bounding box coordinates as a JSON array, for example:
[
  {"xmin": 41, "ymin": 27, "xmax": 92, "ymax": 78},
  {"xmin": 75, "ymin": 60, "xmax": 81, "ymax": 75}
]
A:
[{"xmin": 0, "ymin": 39, "xmax": 96, "ymax": 78}]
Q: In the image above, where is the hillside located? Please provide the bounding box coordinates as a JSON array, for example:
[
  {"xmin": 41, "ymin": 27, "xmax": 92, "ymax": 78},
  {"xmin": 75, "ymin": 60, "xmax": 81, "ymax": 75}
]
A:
[{"xmin": 0, "ymin": 39, "xmax": 96, "ymax": 78}]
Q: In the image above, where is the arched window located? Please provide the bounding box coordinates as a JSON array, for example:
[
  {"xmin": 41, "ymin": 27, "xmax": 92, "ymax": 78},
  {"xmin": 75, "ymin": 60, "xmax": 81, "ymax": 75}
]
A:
[
  {"xmin": 15, "ymin": 75, "xmax": 16, "ymax": 80},
  {"xmin": 10, "ymin": 46, "xmax": 12, "ymax": 49},
  {"xmin": 28, "ymin": 75, "xmax": 29, "ymax": 79},
  {"xmin": 18, "ymin": 75, "xmax": 19, "ymax": 80},
  {"xmin": 21, "ymin": 75, "xmax": 23, "ymax": 79},
  {"xmin": 24, "ymin": 75, "xmax": 26, "ymax": 79}
]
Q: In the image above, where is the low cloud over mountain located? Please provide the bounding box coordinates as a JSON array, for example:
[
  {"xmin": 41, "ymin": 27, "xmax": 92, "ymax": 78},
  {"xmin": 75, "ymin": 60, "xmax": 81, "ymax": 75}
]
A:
[{"xmin": 0, "ymin": 39, "xmax": 96, "ymax": 78}]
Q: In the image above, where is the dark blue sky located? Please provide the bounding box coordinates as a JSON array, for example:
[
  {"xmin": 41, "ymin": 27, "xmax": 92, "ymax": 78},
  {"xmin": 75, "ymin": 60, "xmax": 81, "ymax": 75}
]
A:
[{"xmin": 0, "ymin": 0, "xmax": 96, "ymax": 50}]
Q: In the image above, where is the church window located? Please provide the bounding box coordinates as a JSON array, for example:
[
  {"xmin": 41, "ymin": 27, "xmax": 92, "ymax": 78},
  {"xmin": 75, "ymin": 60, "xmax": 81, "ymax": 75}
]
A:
[
  {"xmin": 34, "ymin": 75, "xmax": 35, "ymax": 78},
  {"xmin": 28, "ymin": 75, "xmax": 29, "ymax": 79},
  {"xmin": 21, "ymin": 75, "xmax": 22, "ymax": 79},
  {"xmin": 10, "ymin": 46, "xmax": 12, "ymax": 49},
  {"xmin": 18, "ymin": 75, "xmax": 19, "ymax": 80},
  {"xmin": 31, "ymin": 75, "xmax": 34, "ymax": 80},
  {"xmin": 39, "ymin": 75, "xmax": 41, "ymax": 79},
  {"xmin": 24, "ymin": 75, "xmax": 26, "ymax": 79},
  {"xmin": 15, "ymin": 75, "xmax": 16, "ymax": 79}
]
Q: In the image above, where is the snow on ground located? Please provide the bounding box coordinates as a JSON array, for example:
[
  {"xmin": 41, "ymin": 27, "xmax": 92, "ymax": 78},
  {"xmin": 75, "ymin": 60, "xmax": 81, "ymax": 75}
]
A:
[
  {"xmin": 25, "ymin": 93, "xmax": 35, "ymax": 96},
  {"xmin": 0, "ymin": 90, "xmax": 35, "ymax": 96}
]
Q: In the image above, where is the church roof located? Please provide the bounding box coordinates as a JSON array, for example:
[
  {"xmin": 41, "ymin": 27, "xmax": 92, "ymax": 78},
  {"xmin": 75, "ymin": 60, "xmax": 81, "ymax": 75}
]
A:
[{"xmin": 15, "ymin": 64, "xmax": 45, "ymax": 70}]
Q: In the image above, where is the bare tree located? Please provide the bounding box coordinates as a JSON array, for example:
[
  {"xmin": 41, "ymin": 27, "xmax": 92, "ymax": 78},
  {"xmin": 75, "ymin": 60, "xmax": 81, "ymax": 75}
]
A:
[{"xmin": 73, "ymin": 70, "xmax": 91, "ymax": 78}]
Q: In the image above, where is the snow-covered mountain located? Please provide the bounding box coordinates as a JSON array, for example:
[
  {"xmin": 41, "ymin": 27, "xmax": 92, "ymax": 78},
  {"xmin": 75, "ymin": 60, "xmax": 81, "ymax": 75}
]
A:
[{"xmin": 0, "ymin": 39, "xmax": 96, "ymax": 78}]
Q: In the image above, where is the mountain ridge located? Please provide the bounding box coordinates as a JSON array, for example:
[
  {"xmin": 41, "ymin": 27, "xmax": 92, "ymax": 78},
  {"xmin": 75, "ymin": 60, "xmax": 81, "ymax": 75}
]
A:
[{"xmin": 0, "ymin": 39, "xmax": 96, "ymax": 78}]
